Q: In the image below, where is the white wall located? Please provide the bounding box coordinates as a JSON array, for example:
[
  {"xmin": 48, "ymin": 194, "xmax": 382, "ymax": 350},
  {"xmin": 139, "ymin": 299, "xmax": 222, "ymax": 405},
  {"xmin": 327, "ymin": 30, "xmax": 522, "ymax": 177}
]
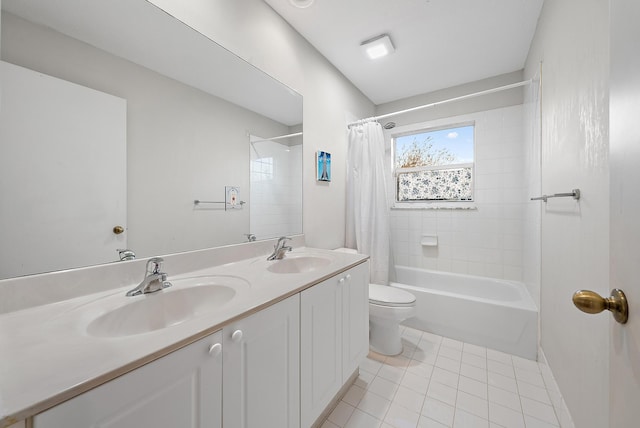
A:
[
  {"xmin": 148, "ymin": 0, "xmax": 375, "ymax": 249},
  {"xmin": 388, "ymin": 105, "xmax": 526, "ymax": 280},
  {"xmin": 524, "ymin": 0, "xmax": 610, "ymax": 427}
]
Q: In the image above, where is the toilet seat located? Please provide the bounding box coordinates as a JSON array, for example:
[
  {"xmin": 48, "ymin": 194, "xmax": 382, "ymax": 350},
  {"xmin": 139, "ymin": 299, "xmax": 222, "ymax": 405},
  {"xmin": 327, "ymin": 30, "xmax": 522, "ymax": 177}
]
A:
[{"xmin": 369, "ymin": 283, "xmax": 416, "ymax": 307}]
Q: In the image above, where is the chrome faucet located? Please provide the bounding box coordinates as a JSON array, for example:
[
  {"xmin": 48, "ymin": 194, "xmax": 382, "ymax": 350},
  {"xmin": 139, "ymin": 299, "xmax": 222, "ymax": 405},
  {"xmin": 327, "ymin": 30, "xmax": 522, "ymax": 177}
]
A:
[
  {"xmin": 267, "ymin": 236, "xmax": 292, "ymax": 261},
  {"xmin": 117, "ymin": 248, "xmax": 136, "ymax": 261},
  {"xmin": 126, "ymin": 257, "xmax": 172, "ymax": 296}
]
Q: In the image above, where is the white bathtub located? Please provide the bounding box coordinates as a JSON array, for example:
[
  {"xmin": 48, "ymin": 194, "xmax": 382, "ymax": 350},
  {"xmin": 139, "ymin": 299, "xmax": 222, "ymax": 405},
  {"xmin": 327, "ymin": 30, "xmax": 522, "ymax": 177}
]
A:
[{"xmin": 391, "ymin": 266, "xmax": 538, "ymax": 359}]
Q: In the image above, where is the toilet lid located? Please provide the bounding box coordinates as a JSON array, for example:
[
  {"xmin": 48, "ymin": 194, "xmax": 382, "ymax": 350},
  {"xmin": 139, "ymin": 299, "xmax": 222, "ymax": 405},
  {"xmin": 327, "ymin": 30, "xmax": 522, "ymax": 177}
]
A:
[{"xmin": 369, "ymin": 283, "xmax": 416, "ymax": 307}]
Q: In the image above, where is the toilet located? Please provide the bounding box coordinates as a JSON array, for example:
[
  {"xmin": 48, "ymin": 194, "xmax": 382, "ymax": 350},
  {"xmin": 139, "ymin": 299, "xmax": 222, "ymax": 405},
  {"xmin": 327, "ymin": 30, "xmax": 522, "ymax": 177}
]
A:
[{"xmin": 334, "ymin": 248, "xmax": 417, "ymax": 356}]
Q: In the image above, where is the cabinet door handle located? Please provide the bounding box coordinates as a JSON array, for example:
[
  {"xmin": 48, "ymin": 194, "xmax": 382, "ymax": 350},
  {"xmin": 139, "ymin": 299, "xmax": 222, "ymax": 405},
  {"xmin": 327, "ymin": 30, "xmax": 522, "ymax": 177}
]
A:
[
  {"xmin": 346, "ymin": 274, "xmax": 351, "ymax": 281},
  {"xmin": 208, "ymin": 343, "xmax": 222, "ymax": 357},
  {"xmin": 339, "ymin": 278, "xmax": 345, "ymax": 285},
  {"xmin": 231, "ymin": 329, "xmax": 243, "ymax": 343}
]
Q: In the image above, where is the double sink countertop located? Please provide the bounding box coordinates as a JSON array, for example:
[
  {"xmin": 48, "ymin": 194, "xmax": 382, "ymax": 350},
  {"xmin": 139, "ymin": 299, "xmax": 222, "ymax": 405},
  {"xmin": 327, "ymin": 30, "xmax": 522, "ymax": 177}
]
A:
[{"xmin": 0, "ymin": 247, "xmax": 368, "ymax": 426}]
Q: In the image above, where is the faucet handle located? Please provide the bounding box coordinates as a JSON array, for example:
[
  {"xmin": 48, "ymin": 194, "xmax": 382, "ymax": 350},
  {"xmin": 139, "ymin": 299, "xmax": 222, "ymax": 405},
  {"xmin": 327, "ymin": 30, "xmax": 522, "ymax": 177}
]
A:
[
  {"xmin": 146, "ymin": 257, "xmax": 164, "ymax": 275},
  {"xmin": 275, "ymin": 236, "xmax": 292, "ymax": 246}
]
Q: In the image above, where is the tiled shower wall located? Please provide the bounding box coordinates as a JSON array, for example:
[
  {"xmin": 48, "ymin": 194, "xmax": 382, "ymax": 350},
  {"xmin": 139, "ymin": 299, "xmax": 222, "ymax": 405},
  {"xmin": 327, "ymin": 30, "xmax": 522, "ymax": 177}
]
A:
[
  {"xmin": 389, "ymin": 105, "xmax": 526, "ymax": 281},
  {"xmin": 250, "ymin": 140, "xmax": 303, "ymax": 240}
]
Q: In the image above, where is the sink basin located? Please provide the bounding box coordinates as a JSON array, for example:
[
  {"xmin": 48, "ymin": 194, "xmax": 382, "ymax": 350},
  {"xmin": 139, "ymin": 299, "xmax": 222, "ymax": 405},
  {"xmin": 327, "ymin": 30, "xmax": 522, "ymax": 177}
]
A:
[
  {"xmin": 87, "ymin": 276, "xmax": 247, "ymax": 337},
  {"xmin": 267, "ymin": 255, "xmax": 331, "ymax": 274}
]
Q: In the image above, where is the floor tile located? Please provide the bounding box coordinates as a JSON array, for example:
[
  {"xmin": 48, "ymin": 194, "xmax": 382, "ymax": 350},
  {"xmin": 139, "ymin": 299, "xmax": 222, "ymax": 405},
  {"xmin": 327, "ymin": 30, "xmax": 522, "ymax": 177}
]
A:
[
  {"xmin": 436, "ymin": 355, "xmax": 462, "ymax": 373},
  {"xmin": 321, "ymin": 331, "xmax": 567, "ymax": 428},
  {"xmin": 523, "ymin": 414, "xmax": 560, "ymax": 427},
  {"xmin": 463, "ymin": 343, "xmax": 487, "ymax": 357},
  {"xmin": 439, "ymin": 346, "xmax": 463, "ymax": 362},
  {"xmin": 515, "ymin": 368, "xmax": 545, "ymax": 388},
  {"xmin": 394, "ymin": 385, "xmax": 427, "ymax": 414},
  {"xmin": 385, "ymin": 402, "xmax": 421, "ymax": 428},
  {"xmin": 432, "ymin": 367, "xmax": 460, "ymax": 388},
  {"xmin": 321, "ymin": 420, "xmax": 341, "ymax": 428},
  {"xmin": 488, "ymin": 385, "xmax": 521, "ymax": 411},
  {"xmin": 517, "ymin": 381, "xmax": 552, "ymax": 405},
  {"xmin": 486, "ymin": 349, "xmax": 512, "ymax": 365},
  {"xmin": 488, "ymin": 402, "xmax": 525, "ymax": 428},
  {"xmin": 456, "ymin": 391, "xmax": 488, "ymax": 419},
  {"xmin": 401, "ymin": 371, "xmax": 431, "ymax": 394},
  {"xmin": 379, "ymin": 364, "xmax": 407, "ymax": 383},
  {"xmin": 342, "ymin": 384, "xmax": 366, "ymax": 407},
  {"xmin": 427, "ymin": 381, "xmax": 458, "ymax": 406},
  {"xmin": 328, "ymin": 401, "xmax": 355, "ymax": 427},
  {"xmin": 460, "ymin": 364, "xmax": 488, "ymax": 383},
  {"xmin": 386, "ymin": 354, "xmax": 412, "ymax": 368},
  {"xmin": 442, "ymin": 338, "xmax": 464, "ymax": 351},
  {"xmin": 487, "ymin": 360, "xmax": 515, "ymax": 378},
  {"xmin": 370, "ymin": 376, "xmax": 401, "ymax": 400},
  {"xmin": 361, "ymin": 357, "xmax": 384, "ymax": 375},
  {"xmin": 458, "ymin": 376, "xmax": 488, "ymax": 400},
  {"xmin": 418, "ymin": 416, "xmax": 451, "ymax": 428},
  {"xmin": 357, "ymin": 391, "xmax": 392, "ymax": 420},
  {"xmin": 462, "ymin": 352, "xmax": 487, "ymax": 369},
  {"xmin": 512, "ymin": 356, "xmax": 540, "ymax": 373},
  {"xmin": 487, "ymin": 371, "xmax": 518, "ymax": 393},
  {"xmin": 345, "ymin": 408, "xmax": 383, "ymax": 428},
  {"xmin": 453, "ymin": 409, "xmax": 489, "ymax": 428},
  {"xmin": 354, "ymin": 370, "xmax": 375, "ymax": 390},
  {"xmin": 422, "ymin": 397, "xmax": 455, "ymax": 426},
  {"xmin": 520, "ymin": 397, "xmax": 559, "ymax": 426},
  {"xmin": 406, "ymin": 361, "xmax": 435, "ymax": 379}
]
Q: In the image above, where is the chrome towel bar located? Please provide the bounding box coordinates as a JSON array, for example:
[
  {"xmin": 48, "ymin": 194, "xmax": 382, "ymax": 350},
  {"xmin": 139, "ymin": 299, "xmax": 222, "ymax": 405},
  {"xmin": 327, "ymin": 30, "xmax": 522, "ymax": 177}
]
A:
[
  {"xmin": 531, "ymin": 189, "xmax": 580, "ymax": 203},
  {"xmin": 194, "ymin": 200, "xmax": 246, "ymax": 206}
]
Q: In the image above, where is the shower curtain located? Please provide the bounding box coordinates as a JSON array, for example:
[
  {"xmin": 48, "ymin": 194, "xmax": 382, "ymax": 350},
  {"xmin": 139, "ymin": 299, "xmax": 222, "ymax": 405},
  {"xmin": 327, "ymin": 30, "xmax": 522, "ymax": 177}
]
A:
[{"xmin": 346, "ymin": 120, "xmax": 390, "ymax": 285}]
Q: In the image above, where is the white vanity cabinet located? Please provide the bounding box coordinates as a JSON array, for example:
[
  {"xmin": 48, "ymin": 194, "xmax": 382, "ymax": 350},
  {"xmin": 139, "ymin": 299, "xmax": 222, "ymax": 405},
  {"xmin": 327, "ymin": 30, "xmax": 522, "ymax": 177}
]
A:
[
  {"xmin": 28, "ymin": 262, "xmax": 367, "ymax": 428},
  {"xmin": 300, "ymin": 261, "xmax": 369, "ymax": 427},
  {"xmin": 223, "ymin": 294, "xmax": 300, "ymax": 428},
  {"xmin": 33, "ymin": 330, "xmax": 224, "ymax": 428}
]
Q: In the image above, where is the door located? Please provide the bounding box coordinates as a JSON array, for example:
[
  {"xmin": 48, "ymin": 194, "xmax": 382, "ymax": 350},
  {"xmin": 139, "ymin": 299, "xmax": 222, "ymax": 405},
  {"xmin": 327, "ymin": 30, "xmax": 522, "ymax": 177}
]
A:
[
  {"xmin": 223, "ymin": 294, "xmax": 300, "ymax": 428},
  {"xmin": 609, "ymin": 0, "xmax": 640, "ymax": 426},
  {"xmin": 33, "ymin": 331, "xmax": 223, "ymax": 427},
  {"xmin": 0, "ymin": 61, "xmax": 127, "ymax": 279}
]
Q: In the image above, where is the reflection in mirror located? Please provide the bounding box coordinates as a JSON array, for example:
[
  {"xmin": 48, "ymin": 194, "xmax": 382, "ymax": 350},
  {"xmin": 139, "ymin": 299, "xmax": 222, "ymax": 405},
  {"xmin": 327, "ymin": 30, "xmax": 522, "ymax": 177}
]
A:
[
  {"xmin": 0, "ymin": 0, "xmax": 303, "ymax": 280},
  {"xmin": 250, "ymin": 133, "xmax": 303, "ymax": 240}
]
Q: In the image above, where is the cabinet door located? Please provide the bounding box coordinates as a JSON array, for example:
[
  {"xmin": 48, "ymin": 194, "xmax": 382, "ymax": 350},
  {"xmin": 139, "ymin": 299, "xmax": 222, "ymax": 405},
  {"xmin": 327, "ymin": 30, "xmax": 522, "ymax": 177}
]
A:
[
  {"xmin": 342, "ymin": 261, "xmax": 370, "ymax": 379},
  {"xmin": 223, "ymin": 295, "xmax": 300, "ymax": 428},
  {"xmin": 33, "ymin": 331, "xmax": 223, "ymax": 428},
  {"xmin": 300, "ymin": 275, "xmax": 343, "ymax": 427}
]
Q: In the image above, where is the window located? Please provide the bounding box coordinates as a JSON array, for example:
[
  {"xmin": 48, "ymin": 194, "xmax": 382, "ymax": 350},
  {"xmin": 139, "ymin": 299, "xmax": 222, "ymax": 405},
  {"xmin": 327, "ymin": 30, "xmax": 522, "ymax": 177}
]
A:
[{"xmin": 394, "ymin": 123, "xmax": 474, "ymax": 202}]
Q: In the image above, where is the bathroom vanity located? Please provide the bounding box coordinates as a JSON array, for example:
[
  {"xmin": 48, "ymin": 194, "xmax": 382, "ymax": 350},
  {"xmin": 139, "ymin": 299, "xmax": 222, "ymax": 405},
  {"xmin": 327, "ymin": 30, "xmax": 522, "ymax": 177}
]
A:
[{"xmin": 0, "ymin": 244, "xmax": 369, "ymax": 428}]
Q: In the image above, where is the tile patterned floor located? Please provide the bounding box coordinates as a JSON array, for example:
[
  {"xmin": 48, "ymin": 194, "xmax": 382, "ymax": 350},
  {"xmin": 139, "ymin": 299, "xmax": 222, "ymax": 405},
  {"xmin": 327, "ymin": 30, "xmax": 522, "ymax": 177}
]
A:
[{"xmin": 321, "ymin": 327, "xmax": 561, "ymax": 428}]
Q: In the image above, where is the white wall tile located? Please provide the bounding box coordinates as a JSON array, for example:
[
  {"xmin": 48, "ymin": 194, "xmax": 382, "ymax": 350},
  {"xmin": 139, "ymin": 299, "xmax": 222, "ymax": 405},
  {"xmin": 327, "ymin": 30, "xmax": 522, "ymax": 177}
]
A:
[{"xmin": 389, "ymin": 105, "xmax": 527, "ymax": 282}]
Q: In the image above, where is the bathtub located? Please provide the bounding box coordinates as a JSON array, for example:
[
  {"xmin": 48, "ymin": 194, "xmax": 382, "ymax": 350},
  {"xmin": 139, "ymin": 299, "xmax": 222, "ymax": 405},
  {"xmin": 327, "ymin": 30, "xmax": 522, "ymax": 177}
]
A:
[{"xmin": 391, "ymin": 266, "xmax": 538, "ymax": 359}]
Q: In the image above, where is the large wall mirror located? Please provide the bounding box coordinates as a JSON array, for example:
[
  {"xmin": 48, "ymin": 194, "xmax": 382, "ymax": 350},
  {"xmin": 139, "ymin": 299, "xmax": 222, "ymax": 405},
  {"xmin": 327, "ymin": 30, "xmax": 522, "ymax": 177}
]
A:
[{"xmin": 0, "ymin": 0, "xmax": 303, "ymax": 280}]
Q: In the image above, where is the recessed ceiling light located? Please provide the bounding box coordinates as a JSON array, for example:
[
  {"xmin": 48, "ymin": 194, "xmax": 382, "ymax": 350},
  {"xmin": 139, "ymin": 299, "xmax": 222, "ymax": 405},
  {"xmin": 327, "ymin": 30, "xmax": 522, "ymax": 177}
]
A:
[
  {"xmin": 361, "ymin": 34, "xmax": 395, "ymax": 60},
  {"xmin": 289, "ymin": 0, "xmax": 314, "ymax": 8}
]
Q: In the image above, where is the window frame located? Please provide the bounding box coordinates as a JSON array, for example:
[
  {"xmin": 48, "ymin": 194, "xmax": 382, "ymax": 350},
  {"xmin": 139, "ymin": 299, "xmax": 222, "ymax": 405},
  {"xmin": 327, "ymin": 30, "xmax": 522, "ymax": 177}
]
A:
[{"xmin": 392, "ymin": 121, "xmax": 476, "ymax": 204}]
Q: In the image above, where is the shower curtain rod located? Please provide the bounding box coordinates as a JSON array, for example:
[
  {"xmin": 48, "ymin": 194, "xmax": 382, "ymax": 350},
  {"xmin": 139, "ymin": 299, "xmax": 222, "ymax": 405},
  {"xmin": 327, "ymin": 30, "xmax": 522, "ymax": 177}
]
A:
[
  {"xmin": 250, "ymin": 131, "xmax": 303, "ymax": 143},
  {"xmin": 347, "ymin": 79, "xmax": 532, "ymax": 128}
]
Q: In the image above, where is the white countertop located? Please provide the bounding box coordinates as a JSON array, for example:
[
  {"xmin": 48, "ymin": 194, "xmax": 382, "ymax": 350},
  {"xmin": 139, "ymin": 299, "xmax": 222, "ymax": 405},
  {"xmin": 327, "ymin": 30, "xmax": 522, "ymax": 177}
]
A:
[{"xmin": 0, "ymin": 247, "xmax": 367, "ymax": 426}]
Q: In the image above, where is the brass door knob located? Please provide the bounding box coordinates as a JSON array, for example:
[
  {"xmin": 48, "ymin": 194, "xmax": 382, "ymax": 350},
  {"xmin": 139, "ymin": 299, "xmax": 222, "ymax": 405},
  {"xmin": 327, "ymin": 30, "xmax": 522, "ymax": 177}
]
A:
[
  {"xmin": 572, "ymin": 289, "xmax": 628, "ymax": 324},
  {"xmin": 113, "ymin": 225, "xmax": 125, "ymax": 235}
]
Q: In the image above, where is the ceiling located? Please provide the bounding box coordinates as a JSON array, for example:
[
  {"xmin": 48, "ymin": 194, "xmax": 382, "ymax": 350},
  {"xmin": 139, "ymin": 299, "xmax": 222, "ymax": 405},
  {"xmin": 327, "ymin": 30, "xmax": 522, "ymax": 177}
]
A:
[{"xmin": 264, "ymin": 0, "xmax": 544, "ymax": 105}]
